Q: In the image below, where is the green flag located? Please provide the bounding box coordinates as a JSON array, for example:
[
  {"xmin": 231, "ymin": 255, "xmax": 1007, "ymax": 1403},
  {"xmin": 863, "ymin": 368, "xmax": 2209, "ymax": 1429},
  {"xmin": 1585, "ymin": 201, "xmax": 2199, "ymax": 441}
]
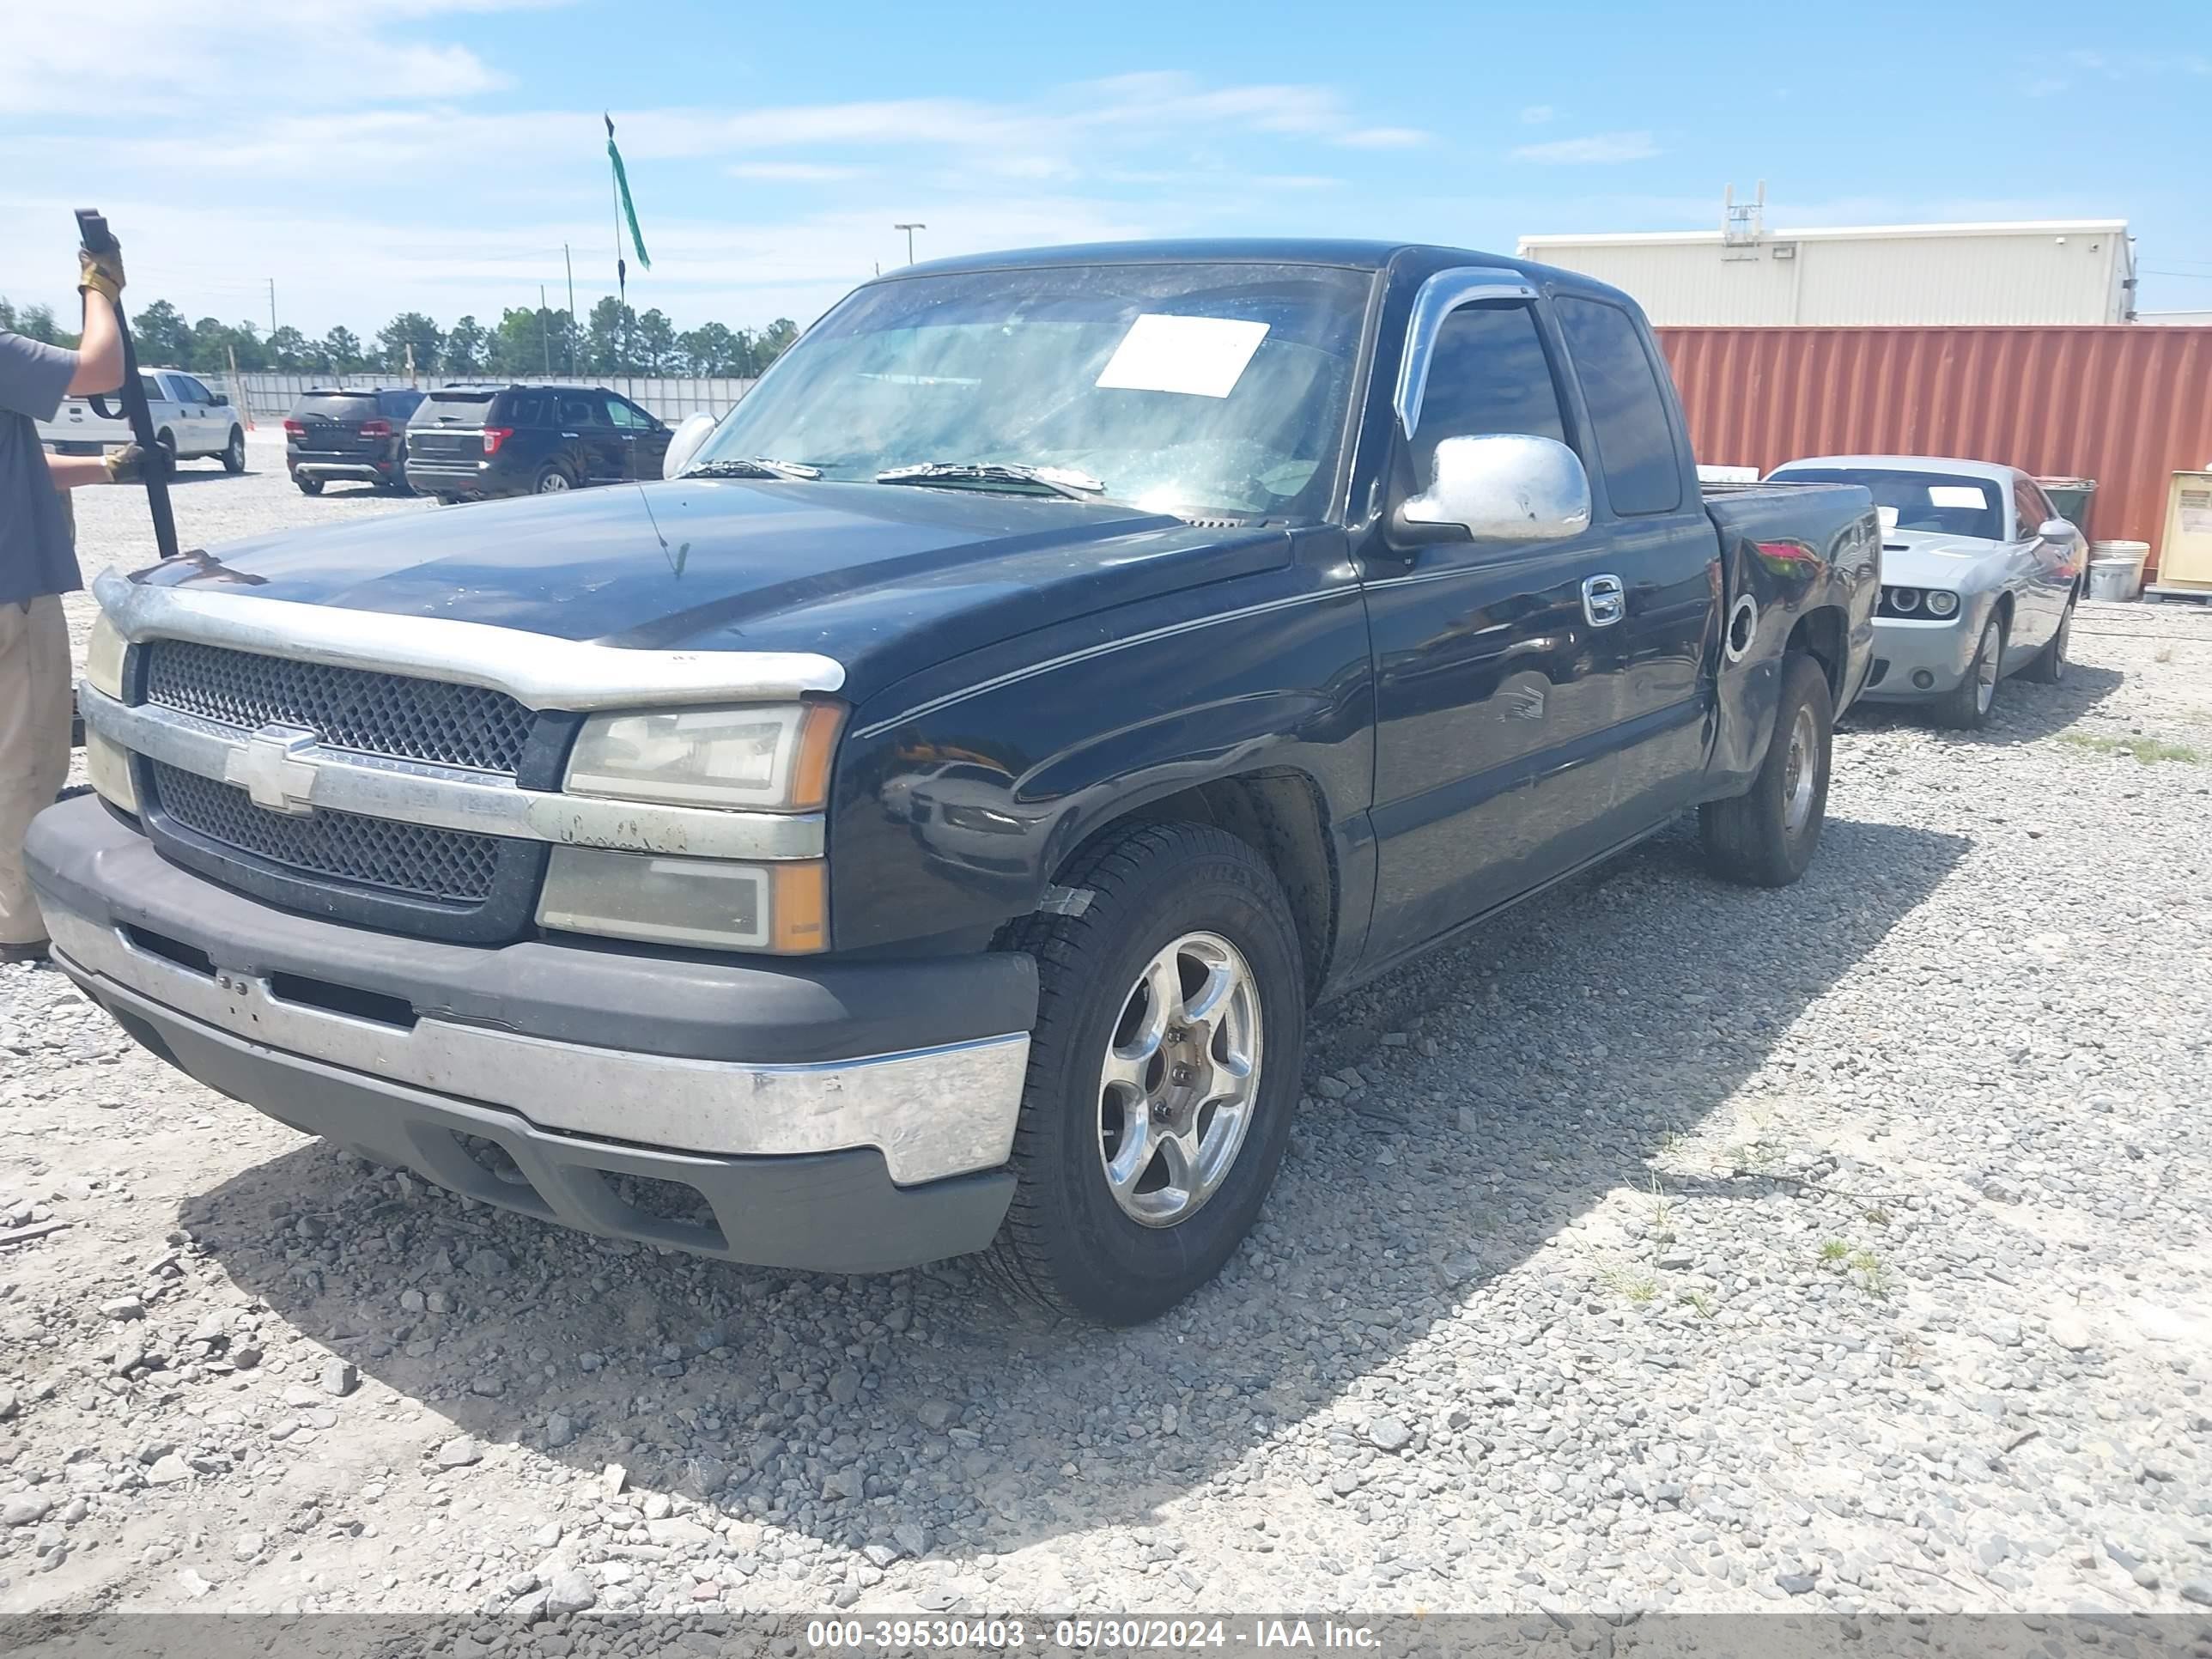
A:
[{"xmin": 605, "ymin": 113, "xmax": 651, "ymax": 275}]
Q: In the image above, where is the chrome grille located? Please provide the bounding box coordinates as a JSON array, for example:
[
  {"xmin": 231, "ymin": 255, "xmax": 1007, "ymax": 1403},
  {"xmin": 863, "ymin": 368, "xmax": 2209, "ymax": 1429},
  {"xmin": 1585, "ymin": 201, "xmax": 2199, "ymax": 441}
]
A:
[
  {"xmin": 143, "ymin": 641, "xmax": 534, "ymax": 775},
  {"xmin": 152, "ymin": 763, "xmax": 504, "ymax": 904}
]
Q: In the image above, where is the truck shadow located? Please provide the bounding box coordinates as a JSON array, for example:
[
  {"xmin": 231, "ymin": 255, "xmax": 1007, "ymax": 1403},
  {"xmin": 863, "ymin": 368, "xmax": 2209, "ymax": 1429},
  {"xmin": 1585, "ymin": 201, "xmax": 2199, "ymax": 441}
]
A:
[
  {"xmin": 185, "ymin": 811, "xmax": 1965, "ymax": 1572},
  {"xmin": 1838, "ymin": 660, "xmax": 2121, "ymax": 746}
]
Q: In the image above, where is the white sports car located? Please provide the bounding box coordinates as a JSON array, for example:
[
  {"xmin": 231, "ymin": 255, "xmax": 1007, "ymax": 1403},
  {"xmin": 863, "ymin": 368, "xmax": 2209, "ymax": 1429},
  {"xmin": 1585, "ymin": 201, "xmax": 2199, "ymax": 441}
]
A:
[{"xmin": 1765, "ymin": 455, "xmax": 2086, "ymax": 729}]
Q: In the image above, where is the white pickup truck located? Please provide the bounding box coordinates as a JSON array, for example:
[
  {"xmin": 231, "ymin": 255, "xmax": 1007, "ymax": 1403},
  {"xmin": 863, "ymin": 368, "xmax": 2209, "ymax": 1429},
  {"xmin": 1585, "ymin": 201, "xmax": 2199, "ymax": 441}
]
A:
[{"xmin": 36, "ymin": 366, "xmax": 247, "ymax": 475}]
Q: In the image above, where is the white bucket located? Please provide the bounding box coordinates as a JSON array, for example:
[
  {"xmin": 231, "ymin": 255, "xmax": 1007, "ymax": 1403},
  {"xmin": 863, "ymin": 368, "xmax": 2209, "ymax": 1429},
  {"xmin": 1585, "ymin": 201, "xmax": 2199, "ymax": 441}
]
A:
[{"xmin": 2087, "ymin": 539, "xmax": 2150, "ymax": 603}]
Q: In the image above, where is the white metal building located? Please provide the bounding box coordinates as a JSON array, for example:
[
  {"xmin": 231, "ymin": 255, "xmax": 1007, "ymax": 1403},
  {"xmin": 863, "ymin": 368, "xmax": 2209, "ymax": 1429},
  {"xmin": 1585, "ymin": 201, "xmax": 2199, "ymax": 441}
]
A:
[{"xmin": 1516, "ymin": 219, "xmax": 2137, "ymax": 327}]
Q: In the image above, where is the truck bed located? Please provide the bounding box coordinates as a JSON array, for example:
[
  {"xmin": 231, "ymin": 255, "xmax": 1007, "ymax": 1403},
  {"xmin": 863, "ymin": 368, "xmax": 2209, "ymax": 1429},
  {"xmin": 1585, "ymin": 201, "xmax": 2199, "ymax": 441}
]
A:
[{"xmin": 1699, "ymin": 477, "xmax": 1881, "ymax": 783}]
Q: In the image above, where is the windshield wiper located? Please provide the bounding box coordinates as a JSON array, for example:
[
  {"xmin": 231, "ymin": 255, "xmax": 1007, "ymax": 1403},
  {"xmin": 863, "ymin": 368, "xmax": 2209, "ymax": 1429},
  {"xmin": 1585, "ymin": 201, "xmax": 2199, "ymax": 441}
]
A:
[
  {"xmin": 682, "ymin": 456, "xmax": 823, "ymax": 481},
  {"xmin": 876, "ymin": 460, "xmax": 1106, "ymax": 501}
]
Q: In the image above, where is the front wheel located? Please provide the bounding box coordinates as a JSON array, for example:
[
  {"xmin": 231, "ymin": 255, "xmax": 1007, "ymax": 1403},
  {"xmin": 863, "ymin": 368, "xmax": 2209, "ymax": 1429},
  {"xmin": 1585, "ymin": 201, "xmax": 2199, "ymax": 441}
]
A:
[
  {"xmin": 222, "ymin": 427, "xmax": 246, "ymax": 473},
  {"xmin": 2021, "ymin": 599, "xmax": 2072, "ymax": 684},
  {"xmin": 1701, "ymin": 652, "xmax": 1833, "ymax": 888},
  {"xmin": 1936, "ymin": 614, "xmax": 2006, "ymax": 730},
  {"xmin": 983, "ymin": 822, "xmax": 1304, "ymax": 1326}
]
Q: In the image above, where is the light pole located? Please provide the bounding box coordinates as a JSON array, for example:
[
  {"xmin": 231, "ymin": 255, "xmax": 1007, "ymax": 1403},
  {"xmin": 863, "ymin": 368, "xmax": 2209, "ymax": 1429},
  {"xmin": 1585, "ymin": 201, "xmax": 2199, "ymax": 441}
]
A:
[{"xmin": 894, "ymin": 222, "xmax": 926, "ymax": 265}]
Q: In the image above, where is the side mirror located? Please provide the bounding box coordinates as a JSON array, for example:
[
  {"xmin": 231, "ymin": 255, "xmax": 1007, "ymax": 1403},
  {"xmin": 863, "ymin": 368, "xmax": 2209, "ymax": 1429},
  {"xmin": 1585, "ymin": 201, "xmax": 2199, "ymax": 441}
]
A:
[
  {"xmin": 662, "ymin": 411, "xmax": 720, "ymax": 480},
  {"xmin": 1399, "ymin": 434, "xmax": 1592, "ymax": 543},
  {"xmin": 210, "ymin": 392, "xmax": 228, "ymax": 406},
  {"xmin": 2038, "ymin": 517, "xmax": 2075, "ymax": 544}
]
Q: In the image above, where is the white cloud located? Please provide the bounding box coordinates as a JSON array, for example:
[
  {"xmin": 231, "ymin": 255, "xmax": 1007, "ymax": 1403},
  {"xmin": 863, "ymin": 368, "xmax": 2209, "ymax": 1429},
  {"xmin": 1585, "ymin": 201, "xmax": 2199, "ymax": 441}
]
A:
[
  {"xmin": 728, "ymin": 162, "xmax": 873, "ymax": 183},
  {"xmin": 1519, "ymin": 105, "xmax": 1555, "ymax": 125},
  {"xmin": 1335, "ymin": 127, "xmax": 1428, "ymax": 150},
  {"xmin": 1510, "ymin": 131, "xmax": 1660, "ymax": 165},
  {"xmin": 0, "ymin": 0, "xmax": 532, "ymax": 114}
]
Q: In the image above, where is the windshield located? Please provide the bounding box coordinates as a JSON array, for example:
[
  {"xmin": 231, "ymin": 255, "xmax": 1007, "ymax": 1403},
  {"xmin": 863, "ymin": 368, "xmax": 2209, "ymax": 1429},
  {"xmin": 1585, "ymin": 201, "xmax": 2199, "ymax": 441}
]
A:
[
  {"xmin": 694, "ymin": 261, "xmax": 1374, "ymax": 523},
  {"xmin": 1770, "ymin": 466, "xmax": 2006, "ymax": 541}
]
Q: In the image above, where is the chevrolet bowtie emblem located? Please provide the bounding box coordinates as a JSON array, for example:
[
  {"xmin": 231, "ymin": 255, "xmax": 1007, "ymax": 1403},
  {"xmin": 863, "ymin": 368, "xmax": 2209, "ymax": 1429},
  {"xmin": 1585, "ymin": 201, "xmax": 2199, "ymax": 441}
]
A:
[{"xmin": 224, "ymin": 724, "xmax": 322, "ymax": 816}]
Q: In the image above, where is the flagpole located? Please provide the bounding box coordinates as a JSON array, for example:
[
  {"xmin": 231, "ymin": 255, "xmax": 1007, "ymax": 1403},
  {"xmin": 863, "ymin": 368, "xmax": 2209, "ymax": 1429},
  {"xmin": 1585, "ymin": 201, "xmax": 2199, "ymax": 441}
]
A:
[{"xmin": 608, "ymin": 112, "xmax": 623, "ymax": 305}]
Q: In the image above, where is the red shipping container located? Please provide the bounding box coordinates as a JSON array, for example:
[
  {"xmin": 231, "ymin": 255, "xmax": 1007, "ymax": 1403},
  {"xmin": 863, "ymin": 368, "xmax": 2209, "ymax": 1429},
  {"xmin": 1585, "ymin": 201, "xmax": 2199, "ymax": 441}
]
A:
[{"xmin": 1656, "ymin": 325, "xmax": 2212, "ymax": 580}]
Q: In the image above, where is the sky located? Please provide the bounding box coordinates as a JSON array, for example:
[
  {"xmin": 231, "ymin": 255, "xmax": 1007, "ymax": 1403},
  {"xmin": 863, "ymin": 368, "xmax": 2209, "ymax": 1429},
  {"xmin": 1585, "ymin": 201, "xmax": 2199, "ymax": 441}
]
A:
[{"xmin": 2, "ymin": 0, "xmax": 2208, "ymax": 341}]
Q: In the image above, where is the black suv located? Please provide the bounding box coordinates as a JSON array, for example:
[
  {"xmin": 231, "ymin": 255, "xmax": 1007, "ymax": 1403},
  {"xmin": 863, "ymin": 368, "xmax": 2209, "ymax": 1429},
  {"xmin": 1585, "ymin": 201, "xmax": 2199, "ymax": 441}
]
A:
[
  {"xmin": 403, "ymin": 383, "xmax": 673, "ymax": 503},
  {"xmin": 283, "ymin": 387, "xmax": 426, "ymax": 495}
]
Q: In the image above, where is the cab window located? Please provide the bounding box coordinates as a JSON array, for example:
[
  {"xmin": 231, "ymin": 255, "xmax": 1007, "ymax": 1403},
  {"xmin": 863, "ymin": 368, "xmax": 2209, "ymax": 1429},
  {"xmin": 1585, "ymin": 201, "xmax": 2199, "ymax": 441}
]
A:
[
  {"xmin": 1553, "ymin": 295, "xmax": 1684, "ymax": 515},
  {"xmin": 1410, "ymin": 303, "xmax": 1570, "ymax": 489}
]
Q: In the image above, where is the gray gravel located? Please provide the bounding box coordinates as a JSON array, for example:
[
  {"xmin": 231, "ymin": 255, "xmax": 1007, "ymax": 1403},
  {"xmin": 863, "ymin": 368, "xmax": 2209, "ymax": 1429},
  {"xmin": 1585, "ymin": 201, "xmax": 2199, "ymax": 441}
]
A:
[{"xmin": 6, "ymin": 458, "xmax": 2211, "ymax": 1618}]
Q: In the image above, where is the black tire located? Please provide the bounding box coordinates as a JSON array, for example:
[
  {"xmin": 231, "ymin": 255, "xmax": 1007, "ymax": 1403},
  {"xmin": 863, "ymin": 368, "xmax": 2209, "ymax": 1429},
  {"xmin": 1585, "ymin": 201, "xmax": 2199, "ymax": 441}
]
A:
[
  {"xmin": 1700, "ymin": 653, "xmax": 1833, "ymax": 888},
  {"xmin": 533, "ymin": 462, "xmax": 574, "ymax": 495},
  {"xmin": 435, "ymin": 495, "xmax": 461, "ymax": 507},
  {"xmin": 154, "ymin": 430, "xmax": 178, "ymax": 475},
  {"xmin": 981, "ymin": 822, "xmax": 1305, "ymax": 1326},
  {"xmin": 221, "ymin": 427, "xmax": 246, "ymax": 473},
  {"xmin": 1936, "ymin": 613, "xmax": 2006, "ymax": 730},
  {"xmin": 295, "ymin": 477, "xmax": 325, "ymax": 496},
  {"xmin": 384, "ymin": 471, "xmax": 416, "ymax": 497},
  {"xmin": 2021, "ymin": 599, "xmax": 2072, "ymax": 684}
]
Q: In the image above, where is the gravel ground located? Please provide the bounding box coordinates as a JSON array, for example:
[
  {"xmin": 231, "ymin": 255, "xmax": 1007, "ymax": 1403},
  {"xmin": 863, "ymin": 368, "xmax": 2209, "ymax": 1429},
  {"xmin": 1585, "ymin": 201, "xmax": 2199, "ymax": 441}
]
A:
[{"xmin": 6, "ymin": 445, "xmax": 2211, "ymax": 1620}]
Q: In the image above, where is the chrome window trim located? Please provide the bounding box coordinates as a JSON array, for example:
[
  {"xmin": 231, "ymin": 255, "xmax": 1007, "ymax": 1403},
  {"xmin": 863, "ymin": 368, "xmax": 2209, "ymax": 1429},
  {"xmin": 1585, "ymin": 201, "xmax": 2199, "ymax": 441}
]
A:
[
  {"xmin": 94, "ymin": 570, "xmax": 845, "ymax": 708},
  {"xmin": 1392, "ymin": 267, "xmax": 1541, "ymax": 441},
  {"xmin": 79, "ymin": 684, "xmax": 825, "ymax": 861}
]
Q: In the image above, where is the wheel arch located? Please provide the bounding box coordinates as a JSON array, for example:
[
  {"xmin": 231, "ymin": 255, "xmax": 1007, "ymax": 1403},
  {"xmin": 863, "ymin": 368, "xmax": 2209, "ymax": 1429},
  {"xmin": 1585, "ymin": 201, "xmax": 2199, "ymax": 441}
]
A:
[
  {"xmin": 1048, "ymin": 768, "xmax": 1338, "ymax": 1004},
  {"xmin": 1783, "ymin": 604, "xmax": 1849, "ymax": 705}
]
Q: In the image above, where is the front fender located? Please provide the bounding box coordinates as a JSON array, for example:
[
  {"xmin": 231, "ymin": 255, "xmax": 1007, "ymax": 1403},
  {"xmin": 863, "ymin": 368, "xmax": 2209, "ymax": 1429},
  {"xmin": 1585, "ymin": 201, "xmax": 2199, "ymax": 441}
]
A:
[{"xmin": 829, "ymin": 556, "xmax": 1375, "ymax": 955}]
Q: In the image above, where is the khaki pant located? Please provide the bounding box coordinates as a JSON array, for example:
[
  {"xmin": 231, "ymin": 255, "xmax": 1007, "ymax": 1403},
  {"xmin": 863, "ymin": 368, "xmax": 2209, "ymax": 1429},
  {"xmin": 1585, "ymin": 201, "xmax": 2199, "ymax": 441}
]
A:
[{"xmin": 1, "ymin": 595, "xmax": 70, "ymax": 946}]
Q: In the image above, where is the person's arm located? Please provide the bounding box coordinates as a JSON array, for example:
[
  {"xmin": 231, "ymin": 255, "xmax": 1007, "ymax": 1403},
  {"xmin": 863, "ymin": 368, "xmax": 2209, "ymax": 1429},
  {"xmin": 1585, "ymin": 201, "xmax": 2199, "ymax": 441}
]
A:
[
  {"xmin": 67, "ymin": 282, "xmax": 124, "ymax": 395},
  {"xmin": 46, "ymin": 442, "xmax": 147, "ymax": 492}
]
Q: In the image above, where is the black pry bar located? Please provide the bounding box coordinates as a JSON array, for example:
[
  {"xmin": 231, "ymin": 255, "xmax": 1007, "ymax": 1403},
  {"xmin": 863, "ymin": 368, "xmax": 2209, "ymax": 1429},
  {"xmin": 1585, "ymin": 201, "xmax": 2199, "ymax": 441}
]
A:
[{"xmin": 76, "ymin": 208, "xmax": 179, "ymax": 561}]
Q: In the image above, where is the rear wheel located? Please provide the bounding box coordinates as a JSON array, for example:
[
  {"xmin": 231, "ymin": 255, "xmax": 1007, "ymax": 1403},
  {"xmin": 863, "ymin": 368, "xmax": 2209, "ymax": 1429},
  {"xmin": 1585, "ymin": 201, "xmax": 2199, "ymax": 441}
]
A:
[
  {"xmin": 294, "ymin": 477, "xmax": 325, "ymax": 496},
  {"xmin": 534, "ymin": 462, "xmax": 573, "ymax": 495},
  {"xmin": 2022, "ymin": 599, "xmax": 2072, "ymax": 684},
  {"xmin": 221, "ymin": 427, "xmax": 246, "ymax": 473},
  {"xmin": 1936, "ymin": 614, "xmax": 2006, "ymax": 730},
  {"xmin": 982, "ymin": 822, "xmax": 1304, "ymax": 1326},
  {"xmin": 154, "ymin": 430, "xmax": 178, "ymax": 475},
  {"xmin": 1701, "ymin": 653, "xmax": 1832, "ymax": 888}
]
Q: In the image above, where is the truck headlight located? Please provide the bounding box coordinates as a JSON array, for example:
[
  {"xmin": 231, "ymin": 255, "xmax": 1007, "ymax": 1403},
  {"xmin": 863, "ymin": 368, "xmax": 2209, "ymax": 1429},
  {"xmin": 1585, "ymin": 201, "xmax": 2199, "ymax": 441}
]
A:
[
  {"xmin": 538, "ymin": 848, "xmax": 827, "ymax": 954},
  {"xmin": 565, "ymin": 703, "xmax": 842, "ymax": 811},
  {"xmin": 1923, "ymin": 590, "xmax": 1960, "ymax": 617},
  {"xmin": 85, "ymin": 612, "xmax": 127, "ymax": 700}
]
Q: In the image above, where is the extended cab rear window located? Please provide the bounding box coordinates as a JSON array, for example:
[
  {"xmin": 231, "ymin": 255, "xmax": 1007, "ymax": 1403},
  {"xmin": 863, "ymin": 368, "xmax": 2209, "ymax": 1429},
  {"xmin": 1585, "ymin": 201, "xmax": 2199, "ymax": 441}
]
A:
[{"xmin": 1554, "ymin": 296, "xmax": 1683, "ymax": 516}]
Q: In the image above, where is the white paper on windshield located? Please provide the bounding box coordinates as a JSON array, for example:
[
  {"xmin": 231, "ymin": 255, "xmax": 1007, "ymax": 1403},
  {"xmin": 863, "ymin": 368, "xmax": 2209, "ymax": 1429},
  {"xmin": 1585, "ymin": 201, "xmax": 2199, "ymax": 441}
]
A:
[
  {"xmin": 1877, "ymin": 505, "xmax": 1900, "ymax": 531},
  {"xmin": 1096, "ymin": 314, "xmax": 1269, "ymax": 398},
  {"xmin": 1928, "ymin": 485, "xmax": 1987, "ymax": 508}
]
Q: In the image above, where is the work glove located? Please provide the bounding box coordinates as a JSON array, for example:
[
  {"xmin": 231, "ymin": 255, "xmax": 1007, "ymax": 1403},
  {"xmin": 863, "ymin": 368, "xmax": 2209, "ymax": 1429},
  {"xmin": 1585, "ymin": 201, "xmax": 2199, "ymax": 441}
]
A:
[
  {"xmin": 78, "ymin": 242, "xmax": 126, "ymax": 306},
  {"xmin": 103, "ymin": 443, "xmax": 149, "ymax": 484}
]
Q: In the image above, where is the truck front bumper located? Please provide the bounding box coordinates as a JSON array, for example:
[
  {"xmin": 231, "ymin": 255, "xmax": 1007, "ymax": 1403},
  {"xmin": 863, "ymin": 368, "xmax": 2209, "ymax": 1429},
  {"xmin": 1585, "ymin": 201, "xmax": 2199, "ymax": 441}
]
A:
[{"xmin": 26, "ymin": 799, "xmax": 1033, "ymax": 1273}]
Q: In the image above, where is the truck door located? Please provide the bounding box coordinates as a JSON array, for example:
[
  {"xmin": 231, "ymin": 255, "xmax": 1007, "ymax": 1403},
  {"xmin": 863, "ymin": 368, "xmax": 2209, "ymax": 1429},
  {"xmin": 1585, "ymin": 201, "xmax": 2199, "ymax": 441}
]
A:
[
  {"xmin": 1362, "ymin": 287, "xmax": 1635, "ymax": 963},
  {"xmin": 1549, "ymin": 295, "xmax": 1719, "ymax": 833}
]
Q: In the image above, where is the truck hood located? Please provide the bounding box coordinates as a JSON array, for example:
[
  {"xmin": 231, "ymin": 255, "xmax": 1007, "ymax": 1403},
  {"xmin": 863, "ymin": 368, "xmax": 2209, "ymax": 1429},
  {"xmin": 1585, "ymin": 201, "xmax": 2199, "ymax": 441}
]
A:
[
  {"xmin": 137, "ymin": 477, "xmax": 1289, "ymax": 700},
  {"xmin": 1879, "ymin": 528, "xmax": 2009, "ymax": 590}
]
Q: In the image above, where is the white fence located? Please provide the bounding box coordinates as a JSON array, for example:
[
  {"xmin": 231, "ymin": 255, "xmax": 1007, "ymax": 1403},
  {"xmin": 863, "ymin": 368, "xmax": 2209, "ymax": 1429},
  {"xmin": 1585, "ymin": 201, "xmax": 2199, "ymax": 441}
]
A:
[{"xmin": 220, "ymin": 372, "xmax": 758, "ymax": 425}]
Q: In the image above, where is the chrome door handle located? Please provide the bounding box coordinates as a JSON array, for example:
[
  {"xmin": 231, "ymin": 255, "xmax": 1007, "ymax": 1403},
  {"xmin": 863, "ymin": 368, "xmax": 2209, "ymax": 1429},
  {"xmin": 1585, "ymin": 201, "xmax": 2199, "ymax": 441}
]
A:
[{"xmin": 1582, "ymin": 574, "xmax": 1626, "ymax": 628}]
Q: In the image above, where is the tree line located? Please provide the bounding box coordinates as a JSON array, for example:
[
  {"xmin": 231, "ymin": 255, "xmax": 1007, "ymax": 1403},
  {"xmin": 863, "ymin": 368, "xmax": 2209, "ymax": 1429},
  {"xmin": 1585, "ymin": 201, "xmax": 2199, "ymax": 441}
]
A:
[{"xmin": 0, "ymin": 294, "xmax": 800, "ymax": 380}]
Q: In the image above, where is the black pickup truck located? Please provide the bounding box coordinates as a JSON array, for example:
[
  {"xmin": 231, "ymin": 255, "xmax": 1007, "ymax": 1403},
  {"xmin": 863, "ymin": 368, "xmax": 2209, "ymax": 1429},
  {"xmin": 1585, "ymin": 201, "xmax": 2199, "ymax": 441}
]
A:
[{"xmin": 32, "ymin": 240, "xmax": 1877, "ymax": 1325}]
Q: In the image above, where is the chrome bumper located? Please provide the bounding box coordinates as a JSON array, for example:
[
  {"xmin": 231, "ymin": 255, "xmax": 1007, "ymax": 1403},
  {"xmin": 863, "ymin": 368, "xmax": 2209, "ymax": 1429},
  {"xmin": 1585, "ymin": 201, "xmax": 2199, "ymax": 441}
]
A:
[{"xmin": 42, "ymin": 903, "xmax": 1028, "ymax": 1187}]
